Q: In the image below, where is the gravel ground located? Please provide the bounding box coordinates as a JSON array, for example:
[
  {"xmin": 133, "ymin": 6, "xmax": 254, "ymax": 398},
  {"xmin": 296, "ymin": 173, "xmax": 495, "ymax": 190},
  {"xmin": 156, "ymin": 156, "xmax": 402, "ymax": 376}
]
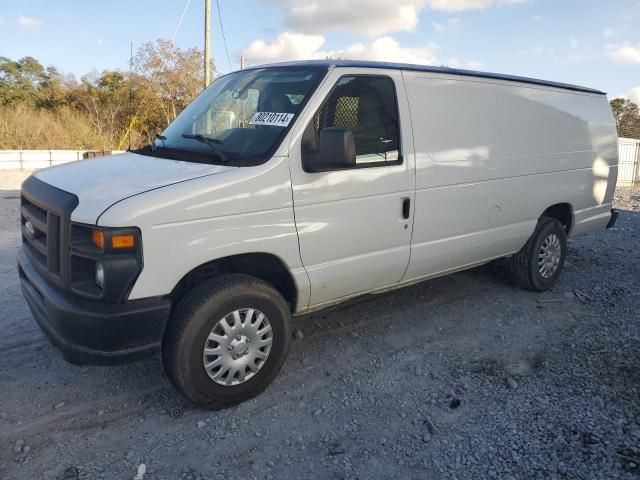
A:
[{"xmin": 1, "ymin": 170, "xmax": 639, "ymax": 480}]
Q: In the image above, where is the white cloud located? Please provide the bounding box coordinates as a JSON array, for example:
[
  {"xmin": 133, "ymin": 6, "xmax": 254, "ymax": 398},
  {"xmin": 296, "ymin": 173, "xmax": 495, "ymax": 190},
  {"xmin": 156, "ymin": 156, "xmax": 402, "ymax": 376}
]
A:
[
  {"xmin": 266, "ymin": 0, "xmax": 522, "ymax": 36},
  {"xmin": 96, "ymin": 37, "xmax": 104, "ymax": 45},
  {"xmin": 432, "ymin": 17, "xmax": 460, "ymax": 32},
  {"xmin": 570, "ymin": 37, "xmax": 579, "ymax": 48},
  {"xmin": 607, "ymin": 42, "xmax": 640, "ymax": 64},
  {"xmin": 531, "ymin": 15, "xmax": 544, "ymax": 22},
  {"xmin": 424, "ymin": 0, "xmax": 523, "ymax": 12},
  {"xmin": 243, "ymin": 32, "xmax": 326, "ymax": 63},
  {"xmin": 614, "ymin": 86, "xmax": 640, "ymax": 104},
  {"xmin": 242, "ymin": 32, "xmax": 439, "ymax": 65},
  {"xmin": 333, "ymin": 37, "xmax": 439, "ymax": 64},
  {"xmin": 270, "ymin": 0, "xmax": 423, "ymax": 36},
  {"xmin": 446, "ymin": 57, "xmax": 483, "ymax": 69},
  {"xmin": 0, "ymin": 17, "xmax": 5, "ymax": 26},
  {"xmin": 603, "ymin": 28, "xmax": 617, "ymax": 38},
  {"xmin": 18, "ymin": 15, "xmax": 42, "ymax": 28}
]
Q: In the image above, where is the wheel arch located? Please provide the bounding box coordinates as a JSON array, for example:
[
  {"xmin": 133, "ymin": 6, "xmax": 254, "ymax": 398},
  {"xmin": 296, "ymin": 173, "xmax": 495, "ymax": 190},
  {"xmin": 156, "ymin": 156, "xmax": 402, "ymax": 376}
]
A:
[
  {"xmin": 170, "ymin": 253, "xmax": 299, "ymax": 312},
  {"xmin": 541, "ymin": 203, "xmax": 574, "ymax": 234}
]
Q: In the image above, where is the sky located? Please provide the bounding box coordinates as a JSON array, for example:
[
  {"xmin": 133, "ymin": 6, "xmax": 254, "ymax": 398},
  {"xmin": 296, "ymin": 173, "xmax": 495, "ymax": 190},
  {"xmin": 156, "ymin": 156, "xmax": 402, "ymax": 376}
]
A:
[{"xmin": 1, "ymin": 0, "xmax": 639, "ymax": 101}]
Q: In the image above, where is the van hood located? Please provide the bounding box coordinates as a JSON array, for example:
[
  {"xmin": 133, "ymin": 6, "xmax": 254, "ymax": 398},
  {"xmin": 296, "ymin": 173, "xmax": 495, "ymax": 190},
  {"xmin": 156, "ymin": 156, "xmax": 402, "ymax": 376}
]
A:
[{"xmin": 33, "ymin": 152, "xmax": 234, "ymax": 224}]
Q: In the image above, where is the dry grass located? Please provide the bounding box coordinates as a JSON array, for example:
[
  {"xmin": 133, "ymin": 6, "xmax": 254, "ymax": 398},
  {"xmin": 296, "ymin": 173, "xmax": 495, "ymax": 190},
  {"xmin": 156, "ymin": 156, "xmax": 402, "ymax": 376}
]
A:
[{"xmin": 0, "ymin": 106, "xmax": 115, "ymax": 150}]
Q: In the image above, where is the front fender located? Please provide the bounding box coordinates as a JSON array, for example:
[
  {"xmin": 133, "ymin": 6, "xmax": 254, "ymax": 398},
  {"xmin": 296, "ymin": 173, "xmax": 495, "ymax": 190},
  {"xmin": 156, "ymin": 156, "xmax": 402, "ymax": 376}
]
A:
[{"xmin": 98, "ymin": 157, "xmax": 310, "ymax": 309}]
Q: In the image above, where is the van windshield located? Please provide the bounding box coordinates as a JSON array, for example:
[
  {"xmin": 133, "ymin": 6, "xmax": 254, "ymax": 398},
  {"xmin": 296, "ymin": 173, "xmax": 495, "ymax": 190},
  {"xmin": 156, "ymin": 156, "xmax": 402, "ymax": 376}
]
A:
[{"xmin": 148, "ymin": 67, "xmax": 325, "ymax": 165}]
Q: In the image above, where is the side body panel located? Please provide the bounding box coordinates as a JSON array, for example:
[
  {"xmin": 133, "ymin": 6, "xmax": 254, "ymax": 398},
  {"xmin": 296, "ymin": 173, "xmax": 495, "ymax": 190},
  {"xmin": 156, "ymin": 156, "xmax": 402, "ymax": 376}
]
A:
[
  {"xmin": 287, "ymin": 68, "xmax": 416, "ymax": 308},
  {"xmin": 98, "ymin": 157, "xmax": 311, "ymax": 308},
  {"xmin": 403, "ymin": 71, "xmax": 618, "ymax": 281},
  {"xmin": 98, "ymin": 68, "xmax": 618, "ymax": 314}
]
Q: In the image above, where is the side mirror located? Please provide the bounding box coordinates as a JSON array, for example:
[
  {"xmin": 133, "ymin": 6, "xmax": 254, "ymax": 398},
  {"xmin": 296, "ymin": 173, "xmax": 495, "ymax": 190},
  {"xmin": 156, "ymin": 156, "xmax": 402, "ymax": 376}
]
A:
[{"xmin": 303, "ymin": 128, "xmax": 356, "ymax": 172}]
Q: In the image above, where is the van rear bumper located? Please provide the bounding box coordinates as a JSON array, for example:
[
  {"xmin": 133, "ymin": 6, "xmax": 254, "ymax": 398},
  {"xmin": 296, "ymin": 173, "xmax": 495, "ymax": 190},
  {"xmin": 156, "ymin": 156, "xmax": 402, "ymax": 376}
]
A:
[
  {"xmin": 606, "ymin": 209, "xmax": 619, "ymax": 229},
  {"xmin": 18, "ymin": 249, "xmax": 171, "ymax": 366}
]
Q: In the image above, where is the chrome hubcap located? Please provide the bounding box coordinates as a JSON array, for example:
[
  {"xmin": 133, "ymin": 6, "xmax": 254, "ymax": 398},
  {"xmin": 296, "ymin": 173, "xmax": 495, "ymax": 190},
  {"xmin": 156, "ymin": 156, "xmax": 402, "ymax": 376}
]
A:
[
  {"xmin": 202, "ymin": 308, "xmax": 273, "ymax": 386},
  {"xmin": 538, "ymin": 233, "xmax": 562, "ymax": 279}
]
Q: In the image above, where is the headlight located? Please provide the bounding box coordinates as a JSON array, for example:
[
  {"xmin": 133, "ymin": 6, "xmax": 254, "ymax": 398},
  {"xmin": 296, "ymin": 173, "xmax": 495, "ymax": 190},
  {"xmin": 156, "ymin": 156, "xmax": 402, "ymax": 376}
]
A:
[
  {"xmin": 95, "ymin": 262, "xmax": 105, "ymax": 289},
  {"xmin": 69, "ymin": 224, "xmax": 143, "ymax": 301}
]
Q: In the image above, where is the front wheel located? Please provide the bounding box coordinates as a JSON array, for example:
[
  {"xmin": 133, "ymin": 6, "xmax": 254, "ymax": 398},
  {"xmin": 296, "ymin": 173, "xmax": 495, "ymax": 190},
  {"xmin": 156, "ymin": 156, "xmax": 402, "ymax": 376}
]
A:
[
  {"xmin": 162, "ymin": 274, "xmax": 291, "ymax": 409},
  {"xmin": 510, "ymin": 217, "xmax": 567, "ymax": 291}
]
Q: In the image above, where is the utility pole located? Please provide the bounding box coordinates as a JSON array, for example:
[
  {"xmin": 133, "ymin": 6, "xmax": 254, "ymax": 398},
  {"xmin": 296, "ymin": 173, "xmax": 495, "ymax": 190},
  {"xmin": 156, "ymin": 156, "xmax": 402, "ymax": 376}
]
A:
[
  {"xmin": 204, "ymin": 0, "xmax": 211, "ymax": 88},
  {"xmin": 128, "ymin": 42, "xmax": 133, "ymax": 151},
  {"xmin": 240, "ymin": 55, "xmax": 245, "ymax": 70}
]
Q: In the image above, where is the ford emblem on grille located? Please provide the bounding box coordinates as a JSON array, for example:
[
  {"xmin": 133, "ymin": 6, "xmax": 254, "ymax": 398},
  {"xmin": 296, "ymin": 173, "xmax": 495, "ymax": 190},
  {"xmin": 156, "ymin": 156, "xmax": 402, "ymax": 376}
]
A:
[{"xmin": 24, "ymin": 220, "xmax": 35, "ymax": 238}]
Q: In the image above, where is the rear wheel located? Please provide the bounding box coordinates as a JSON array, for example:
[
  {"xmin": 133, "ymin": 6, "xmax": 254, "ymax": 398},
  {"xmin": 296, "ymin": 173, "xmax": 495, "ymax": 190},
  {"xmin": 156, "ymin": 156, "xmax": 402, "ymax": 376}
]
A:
[
  {"xmin": 510, "ymin": 217, "xmax": 567, "ymax": 291},
  {"xmin": 162, "ymin": 274, "xmax": 291, "ymax": 409}
]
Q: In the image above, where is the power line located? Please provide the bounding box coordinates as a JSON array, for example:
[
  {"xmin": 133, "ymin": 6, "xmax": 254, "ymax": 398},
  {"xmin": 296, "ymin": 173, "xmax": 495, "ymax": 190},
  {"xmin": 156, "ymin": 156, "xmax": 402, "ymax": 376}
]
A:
[
  {"xmin": 117, "ymin": 0, "xmax": 195, "ymax": 150},
  {"xmin": 172, "ymin": 0, "xmax": 192, "ymax": 42},
  {"xmin": 205, "ymin": 0, "xmax": 211, "ymax": 86},
  {"xmin": 216, "ymin": 0, "xmax": 233, "ymax": 72}
]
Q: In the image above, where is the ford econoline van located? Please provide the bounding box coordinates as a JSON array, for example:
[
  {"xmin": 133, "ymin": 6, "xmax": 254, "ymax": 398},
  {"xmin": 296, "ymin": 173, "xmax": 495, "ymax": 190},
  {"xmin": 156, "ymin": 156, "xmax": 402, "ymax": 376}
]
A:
[{"xmin": 18, "ymin": 60, "xmax": 619, "ymax": 409}]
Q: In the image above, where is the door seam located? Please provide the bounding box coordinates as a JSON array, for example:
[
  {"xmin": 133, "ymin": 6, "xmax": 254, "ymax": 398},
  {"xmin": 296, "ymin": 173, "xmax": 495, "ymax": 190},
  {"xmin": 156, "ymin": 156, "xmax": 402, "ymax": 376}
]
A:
[
  {"xmin": 285, "ymin": 155, "xmax": 313, "ymax": 310},
  {"xmin": 400, "ymin": 70, "xmax": 417, "ymax": 281}
]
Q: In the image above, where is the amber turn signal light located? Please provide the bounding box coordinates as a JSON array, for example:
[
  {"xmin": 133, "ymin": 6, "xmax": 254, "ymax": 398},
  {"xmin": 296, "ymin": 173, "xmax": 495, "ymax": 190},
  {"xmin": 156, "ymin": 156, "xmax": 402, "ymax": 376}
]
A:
[
  {"xmin": 91, "ymin": 229, "xmax": 105, "ymax": 249},
  {"xmin": 92, "ymin": 229, "xmax": 135, "ymax": 250},
  {"xmin": 111, "ymin": 234, "xmax": 135, "ymax": 249}
]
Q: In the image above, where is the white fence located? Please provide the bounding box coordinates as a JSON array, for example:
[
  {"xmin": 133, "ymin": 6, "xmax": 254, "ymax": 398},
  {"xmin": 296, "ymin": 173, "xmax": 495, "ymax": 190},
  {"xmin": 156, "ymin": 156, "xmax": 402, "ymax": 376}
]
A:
[
  {"xmin": 0, "ymin": 150, "xmax": 125, "ymax": 170},
  {"xmin": 618, "ymin": 137, "xmax": 640, "ymax": 187}
]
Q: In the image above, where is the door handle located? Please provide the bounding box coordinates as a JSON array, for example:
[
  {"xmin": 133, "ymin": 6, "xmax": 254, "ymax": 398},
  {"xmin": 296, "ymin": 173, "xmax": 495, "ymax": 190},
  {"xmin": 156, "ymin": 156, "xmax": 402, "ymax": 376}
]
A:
[{"xmin": 402, "ymin": 198, "xmax": 411, "ymax": 219}]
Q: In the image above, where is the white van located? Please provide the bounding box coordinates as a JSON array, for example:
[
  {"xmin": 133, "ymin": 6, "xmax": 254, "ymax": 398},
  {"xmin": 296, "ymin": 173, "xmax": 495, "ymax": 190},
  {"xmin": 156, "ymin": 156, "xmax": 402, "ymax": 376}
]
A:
[{"xmin": 18, "ymin": 60, "xmax": 619, "ymax": 409}]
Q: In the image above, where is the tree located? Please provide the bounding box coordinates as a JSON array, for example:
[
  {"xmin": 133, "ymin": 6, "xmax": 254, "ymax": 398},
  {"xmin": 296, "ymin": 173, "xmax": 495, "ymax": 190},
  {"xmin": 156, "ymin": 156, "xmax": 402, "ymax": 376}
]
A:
[
  {"xmin": 610, "ymin": 98, "xmax": 640, "ymax": 139},
  {"xmin": 0, "ymin": 56, "xmax": 66, "ymax": 109},
  {"xmin": 36, "ymin": 66, "xmax": 67, "ymax": 110},
  {"xmin": 0, "ymin": 42, "xmax": 211, "ymax": 150},
  {"xmin": 72, "ymin": 70, "xmax": 131, "ymax": 148},
  {"xmin": 131, "ymin": 39, "xmax": 209, "ymax": 143}
]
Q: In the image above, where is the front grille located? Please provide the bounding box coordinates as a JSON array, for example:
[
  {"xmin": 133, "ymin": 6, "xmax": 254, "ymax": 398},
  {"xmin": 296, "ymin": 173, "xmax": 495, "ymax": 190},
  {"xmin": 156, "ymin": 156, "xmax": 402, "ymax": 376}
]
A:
[
  {"xmin": 21, "ymin": 195, "xmax": 61, "ymax": 275},
  {"xmin": 20, "ymin": 175, "xmax": 78, "ymax": 289}
]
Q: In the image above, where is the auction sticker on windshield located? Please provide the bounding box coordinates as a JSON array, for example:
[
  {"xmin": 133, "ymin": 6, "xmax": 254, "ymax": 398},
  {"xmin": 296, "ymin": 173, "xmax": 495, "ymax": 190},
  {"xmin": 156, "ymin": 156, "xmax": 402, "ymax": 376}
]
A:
[{"xmin": 249, "ymin": 112, "xmax": 294, "ymax": 127}]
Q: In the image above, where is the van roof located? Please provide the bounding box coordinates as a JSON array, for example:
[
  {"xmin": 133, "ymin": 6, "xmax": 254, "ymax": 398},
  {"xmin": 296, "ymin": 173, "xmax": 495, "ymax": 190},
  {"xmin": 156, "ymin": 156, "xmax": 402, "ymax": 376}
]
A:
[{"xmin": 253, "ymin": 59, "xmax": 606, "ymax": 95}]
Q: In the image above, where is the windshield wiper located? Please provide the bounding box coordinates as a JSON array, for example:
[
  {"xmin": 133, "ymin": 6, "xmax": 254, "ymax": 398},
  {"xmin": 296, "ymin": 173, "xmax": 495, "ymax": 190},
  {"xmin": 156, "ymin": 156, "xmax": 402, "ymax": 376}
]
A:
[
  {"xmin": 181, "ymin": 133, "xmax": 228, "ymax": 163},
  {"xmin": 181, "ymin": 133, "xmax": 223, "ymax": 145}
]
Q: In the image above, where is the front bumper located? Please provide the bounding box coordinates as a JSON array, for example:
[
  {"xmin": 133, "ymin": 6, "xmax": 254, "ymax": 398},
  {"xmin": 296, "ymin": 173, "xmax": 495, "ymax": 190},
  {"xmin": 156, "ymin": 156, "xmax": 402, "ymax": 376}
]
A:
[{"xmin": 18, "ymin": 249, "xmax": 171, "ymax": 365}]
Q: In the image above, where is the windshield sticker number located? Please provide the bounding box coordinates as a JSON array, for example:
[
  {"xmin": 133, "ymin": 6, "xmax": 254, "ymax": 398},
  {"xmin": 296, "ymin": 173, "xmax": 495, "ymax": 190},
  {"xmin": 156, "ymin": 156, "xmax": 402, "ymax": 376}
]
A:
[{"xmin": 249, "ymin": 112, "xmax": 294, "ymax": 127}]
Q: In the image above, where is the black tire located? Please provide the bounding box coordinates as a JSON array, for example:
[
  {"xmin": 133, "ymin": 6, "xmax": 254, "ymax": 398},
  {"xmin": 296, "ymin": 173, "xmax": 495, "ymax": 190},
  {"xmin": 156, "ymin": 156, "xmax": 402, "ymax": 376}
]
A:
[
  {"xmin": 510, "ymin": 217, "xmax": 567, "ymax": 291},
  {"xmin": 162, "ymin": 274, "xmax": 291, "ymax": 410}
]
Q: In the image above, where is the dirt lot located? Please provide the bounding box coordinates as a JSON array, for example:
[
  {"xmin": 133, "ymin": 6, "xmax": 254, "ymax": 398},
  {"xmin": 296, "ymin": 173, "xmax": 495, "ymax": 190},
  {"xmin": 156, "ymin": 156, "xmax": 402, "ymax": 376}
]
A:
[{"xmin": 1, "ymin": 170, "xmax": 639, "ymax": 480}]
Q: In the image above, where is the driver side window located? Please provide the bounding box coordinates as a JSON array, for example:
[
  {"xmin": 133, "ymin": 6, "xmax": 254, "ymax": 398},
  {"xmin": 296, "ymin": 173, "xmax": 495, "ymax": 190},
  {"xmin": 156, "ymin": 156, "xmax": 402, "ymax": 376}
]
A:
[{"xmin": 303, "ymin": 75, "xmax": 401, "ymax": 166}]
